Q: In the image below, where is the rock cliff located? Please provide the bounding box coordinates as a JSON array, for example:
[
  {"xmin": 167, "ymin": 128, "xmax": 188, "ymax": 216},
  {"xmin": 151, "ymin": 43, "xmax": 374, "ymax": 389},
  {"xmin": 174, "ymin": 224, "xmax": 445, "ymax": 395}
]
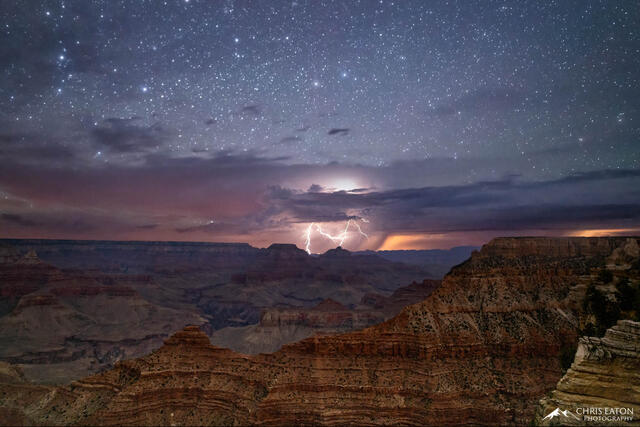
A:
[
  {"xmin": 535, "ymin": 319, "xmax": 640, "ymax": 425},
  {"xmin": 2, "ymin": 237, "xmax": 637, "ymax": 425}
]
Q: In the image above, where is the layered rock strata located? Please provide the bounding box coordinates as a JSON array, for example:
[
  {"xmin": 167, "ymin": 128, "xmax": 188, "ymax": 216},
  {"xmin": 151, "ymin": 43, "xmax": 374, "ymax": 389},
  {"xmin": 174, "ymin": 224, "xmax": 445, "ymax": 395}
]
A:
[
  {"xmin": 2, "ymin": 237, "xmax": 637, "ymax": 425},
  {"xmin": 535, "ymin": 319, "xmax": 640, "ymax": 426},
  {"xmin": 0, "ymin": 240, "xmax": 436, "ymax": 383}
]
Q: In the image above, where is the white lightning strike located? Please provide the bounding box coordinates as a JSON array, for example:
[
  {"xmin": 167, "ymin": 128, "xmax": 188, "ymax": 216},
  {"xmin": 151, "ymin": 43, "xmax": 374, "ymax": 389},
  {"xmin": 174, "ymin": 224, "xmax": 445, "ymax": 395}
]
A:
[{"xmin": 303, "ymin": 218, "xmax": 369, "ymax": 254}]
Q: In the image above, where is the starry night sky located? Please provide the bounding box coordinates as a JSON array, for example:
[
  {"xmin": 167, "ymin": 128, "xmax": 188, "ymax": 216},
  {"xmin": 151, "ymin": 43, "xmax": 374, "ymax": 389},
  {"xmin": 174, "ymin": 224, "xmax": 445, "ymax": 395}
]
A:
[{"xmin": 1, "ymin": 0, "xmax": 639, "ymax": 251}]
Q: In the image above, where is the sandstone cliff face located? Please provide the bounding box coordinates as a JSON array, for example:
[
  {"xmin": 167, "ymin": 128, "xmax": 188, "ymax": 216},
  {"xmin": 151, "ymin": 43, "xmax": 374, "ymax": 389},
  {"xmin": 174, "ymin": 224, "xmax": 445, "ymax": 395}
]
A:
[
  {"xmin": 2, "ymin": 237, "xmax": 637, "ymax": 426},
  {"xmin": 535, "ymin": 319, "xmax": 640, "ymax": 426}
]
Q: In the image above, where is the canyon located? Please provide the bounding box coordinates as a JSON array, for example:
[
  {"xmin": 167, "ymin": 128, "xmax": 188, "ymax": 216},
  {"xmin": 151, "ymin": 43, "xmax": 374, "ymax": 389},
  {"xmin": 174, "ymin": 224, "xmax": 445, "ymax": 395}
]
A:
[
  {"xmin": 1, "ymin": 236, "xmax": 638, "ymax": 425},
  {"xmin": 0, "ymin": 239, "xmax": 446, "ymax": 383}
]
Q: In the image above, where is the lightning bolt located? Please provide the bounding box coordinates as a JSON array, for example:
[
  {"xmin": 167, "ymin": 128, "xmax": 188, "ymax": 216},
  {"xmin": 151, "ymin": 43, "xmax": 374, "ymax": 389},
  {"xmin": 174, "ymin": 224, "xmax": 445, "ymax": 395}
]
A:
[
  {"xmin": 304, "ymin": 223, "xmax": 313, "ymax": 254},
  {"xmin": 303, "ymin": 218, "xmax": 368, "ymax": 254}
]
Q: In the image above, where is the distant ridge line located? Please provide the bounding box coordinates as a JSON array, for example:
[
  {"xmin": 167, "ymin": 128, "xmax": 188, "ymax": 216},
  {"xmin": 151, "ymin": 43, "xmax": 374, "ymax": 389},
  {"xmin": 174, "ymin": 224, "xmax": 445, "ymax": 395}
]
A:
[{"xmin": 0, "ymin": 238, "xmax": 256, "ymax": 248}]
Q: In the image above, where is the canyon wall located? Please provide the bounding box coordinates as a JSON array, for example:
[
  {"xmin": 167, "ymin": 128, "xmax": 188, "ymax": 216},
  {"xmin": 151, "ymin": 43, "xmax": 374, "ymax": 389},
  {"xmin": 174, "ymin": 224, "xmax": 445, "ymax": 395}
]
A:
[{"xmin": 2, "ymin": 237, "xmax": 638, "ymax": 425}]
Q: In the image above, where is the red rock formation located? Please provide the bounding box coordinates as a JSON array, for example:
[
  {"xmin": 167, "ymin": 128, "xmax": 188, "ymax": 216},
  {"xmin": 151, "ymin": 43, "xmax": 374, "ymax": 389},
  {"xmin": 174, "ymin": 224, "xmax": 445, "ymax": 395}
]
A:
[{"xmin": 2, "ymin": 237, "xmax": 637, "ymax": 425}]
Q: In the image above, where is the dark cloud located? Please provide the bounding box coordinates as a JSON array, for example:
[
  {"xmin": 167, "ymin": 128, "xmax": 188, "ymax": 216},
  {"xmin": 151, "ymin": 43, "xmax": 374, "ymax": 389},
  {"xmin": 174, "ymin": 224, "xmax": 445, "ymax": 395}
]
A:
[
  {"xmin": 239, "ymin": 104, "xmax": 261, "ymax": 116},
  {"xmin": 267, "ymin": 169, "xmax": 640, "ymax": 233},
  {"xmin": 0, "ymin": 211, "xmax": 96, "ymax": 234},
  {"xmin": 0, "ymin": 205, "xmax": 175, "ymax": 239},
  {"xmin": 328, "ymin": 128, "xmax": 350, "ymax": 136},
  {"xmin": 0, "ymin": 131, "xmax": 77, "ymax": 165},
  {"xmin": 90, "ymin": 118, "xmax": 172, "ymax": 153},
  {"xmin": 1, "ymin": 213, "xmax": 37, "ymax": 227}
]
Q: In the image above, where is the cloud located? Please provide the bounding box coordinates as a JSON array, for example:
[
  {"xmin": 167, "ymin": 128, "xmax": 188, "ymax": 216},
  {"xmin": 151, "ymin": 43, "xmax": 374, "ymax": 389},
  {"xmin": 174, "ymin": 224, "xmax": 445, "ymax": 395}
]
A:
[
  {"xmin": 239, "ymin": 104, "xmax": 261, "ymax": 116},
  {"xmin": 328, "ymin": 128, "xmax": 350, "ymax": 136},
  {"xmin": 0, "ymin": 131, "xmax": 77, "ymax": 165},
  {"xmin": 0, "ymin": 147, "xmax": 638, "ymax": 246},
  {"xmin": 1, "ymin": 213, "xmax": 37, "ymax": 227},
  {"xmin": 266, "ymin": 169, "xmax": 640, "ymax": 234},
  {"xmin": 90, "ymin": 118, "xmax": 173, "ymax": 153},
  {"xmin": 0, "ymin": 210, "xmax": 98, "ymax": 234}
]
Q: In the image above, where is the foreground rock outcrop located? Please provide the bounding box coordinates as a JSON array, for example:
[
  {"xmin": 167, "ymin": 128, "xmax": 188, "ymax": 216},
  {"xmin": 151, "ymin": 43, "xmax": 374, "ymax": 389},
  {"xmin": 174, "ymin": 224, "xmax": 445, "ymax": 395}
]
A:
[
  {"xmin": 1, "ymin": 237, "xmax": 638, "ymax": 425},
  {"xmin": 535, "ymin": 319, "xmax": 640, "ymax": 426}
]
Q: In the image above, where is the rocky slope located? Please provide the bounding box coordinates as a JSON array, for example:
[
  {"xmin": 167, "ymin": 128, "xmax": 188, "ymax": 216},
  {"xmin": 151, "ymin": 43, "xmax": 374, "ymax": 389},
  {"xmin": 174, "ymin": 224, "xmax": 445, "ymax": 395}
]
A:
[
  {"xmin": 535, "ymin": 319, "xmax": 640, "ymax": 426},
  {"xmin": 210, "ymin": 280, "xmax": 440, "ymax": 354},
  {"xmin": 2, "ymin": 236, "xmax": 638, "ymax": 425}
]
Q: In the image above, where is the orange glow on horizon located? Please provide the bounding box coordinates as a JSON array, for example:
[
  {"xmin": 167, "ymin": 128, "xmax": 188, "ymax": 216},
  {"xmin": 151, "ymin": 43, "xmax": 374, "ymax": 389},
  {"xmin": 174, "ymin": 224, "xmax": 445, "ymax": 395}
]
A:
[
  {"xmin": 567, "ymin": 228, "xmax": 640, "ymax": 237},
  {"xmin": 378, "ymin": 234, "xmax": 424, "ymax": 250},
  {"xmin": 377, "ymin": 233, "xmax": 459, "ymax": 250}
]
